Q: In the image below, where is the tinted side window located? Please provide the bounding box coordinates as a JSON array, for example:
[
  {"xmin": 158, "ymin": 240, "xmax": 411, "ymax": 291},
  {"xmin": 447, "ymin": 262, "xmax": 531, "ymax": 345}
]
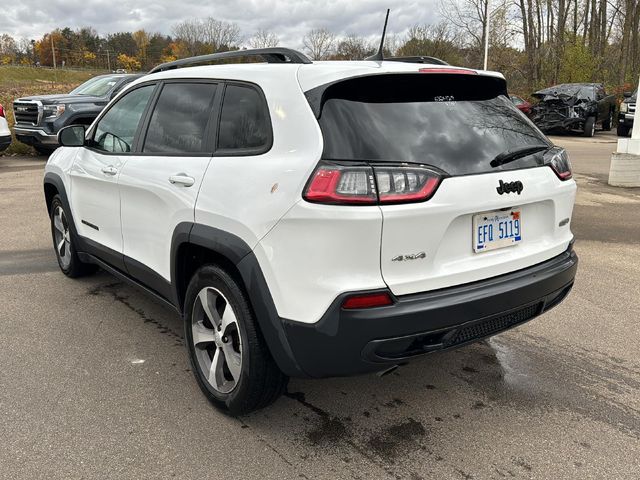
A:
[
  {"xmin": 218, "ymin": 84, "xmax": 270, "ymax": 151},
  {"xmin": 93, "ymin": 85, "xmax": 154, "ymax": 153},
  {"xmin": 143, "ymin": 83, "xmax": 218, "ymax": 154}
]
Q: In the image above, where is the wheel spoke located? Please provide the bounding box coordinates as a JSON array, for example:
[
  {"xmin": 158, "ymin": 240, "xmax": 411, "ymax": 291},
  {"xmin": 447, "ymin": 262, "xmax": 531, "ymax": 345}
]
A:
[
  {"xmin": 57, "ymin": 238, "xmax": 65, "ymax": 256},
  {"xmin": 198, "ymin": 289, "xmax": 221, "ymax": 329},
  {"xmin": 192, "ymin": 321, "xmax": 215, "ymax": 348},
  {"xmin": 221, "ymin": 342, "xmax": 241, "ymax": 381},
  {"xmin": 54, "ymin": 214, "xmax": 64, "ymax": 234},
  {"xmin": 208, "ymin": 348, "xmax": 225, "ymax": 391},
  {"xmin": 220, "ymin": 302, "xmax": 237, "ymax": 335}
]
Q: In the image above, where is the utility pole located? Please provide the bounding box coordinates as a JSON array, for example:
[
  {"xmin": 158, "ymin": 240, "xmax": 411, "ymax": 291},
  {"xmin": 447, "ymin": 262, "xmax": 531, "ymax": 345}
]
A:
[
  {"xmin": 51, "ymin": 35, "xmax": 57, "ymax": 69},
  {"xmin": 106, "ymin": 49, "xmax": 111, "ymax": 71},
  {"xmin": 483, "ymin": 0, "xmax": 491, "ymax": 70}
]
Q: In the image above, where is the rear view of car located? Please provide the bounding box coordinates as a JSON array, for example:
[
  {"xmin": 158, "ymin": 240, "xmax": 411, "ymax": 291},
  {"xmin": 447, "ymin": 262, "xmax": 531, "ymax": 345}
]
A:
[
  {"xmin": 0, "ymin": 104, "xmax": 11, "ymax": 152},
  {"xmin": 265, "ymin": 66, "xmax": 578, "ymax": 377}
]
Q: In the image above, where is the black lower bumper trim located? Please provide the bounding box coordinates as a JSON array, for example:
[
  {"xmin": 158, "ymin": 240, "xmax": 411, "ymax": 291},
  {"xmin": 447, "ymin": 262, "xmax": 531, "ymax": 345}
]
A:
[{"xmin": 282, "ymin": 247, "xmax": 578, "ymax": 378}]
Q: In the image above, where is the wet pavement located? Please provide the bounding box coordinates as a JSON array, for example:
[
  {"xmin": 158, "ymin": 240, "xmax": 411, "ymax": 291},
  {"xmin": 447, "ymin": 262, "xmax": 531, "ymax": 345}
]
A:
[{"xmin": 0, "ymin": 130, "xmax": 639, "ymax": 479}]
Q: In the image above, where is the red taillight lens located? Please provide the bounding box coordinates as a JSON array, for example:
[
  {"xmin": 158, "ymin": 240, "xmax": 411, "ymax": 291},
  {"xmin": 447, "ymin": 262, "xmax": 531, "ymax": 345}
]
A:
[
  {"xmin": 544, "ymin": 147, "xmax": 572, "ymax": 180},
  {"xmin": 0, "ymin": 104, "xmax": 5, "ymax": 118},
  {"xmin": 375, "ymin": 166, "xmax": 441, "ymax": 204},
  {"xmin": 303, "ymin": 163, "xmax": 377, "ymax": 205},
  {"xmin": 342, "ymin": 291, "xmax": 394, "ymax": 309},
  {"xmin": 304, "ymin": 161, "xmax": 442, "ymax": 205}
]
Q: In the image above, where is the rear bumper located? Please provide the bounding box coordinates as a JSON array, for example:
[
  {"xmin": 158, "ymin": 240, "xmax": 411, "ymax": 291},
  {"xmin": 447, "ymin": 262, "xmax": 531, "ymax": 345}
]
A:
[
  {"xmin": 14, "ymin": 126, "xmax": 58, "ymax": 147},
  {"xmin": 282, "ymin": 246, "xmax": 578, "ymax": 378}
]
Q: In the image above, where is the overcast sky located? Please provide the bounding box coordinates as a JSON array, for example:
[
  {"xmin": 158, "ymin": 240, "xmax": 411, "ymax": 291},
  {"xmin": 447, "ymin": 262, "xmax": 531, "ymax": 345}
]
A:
[{"xmin": 3, "ymin": 0, "xmax": 442, "ymax": 48}]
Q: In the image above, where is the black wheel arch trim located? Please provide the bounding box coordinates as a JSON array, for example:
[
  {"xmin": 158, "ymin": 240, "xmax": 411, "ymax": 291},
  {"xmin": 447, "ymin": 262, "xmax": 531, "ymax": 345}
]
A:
[{"xmin": 170, "ymin": 222, "xmax": 306, "ymax": 377}]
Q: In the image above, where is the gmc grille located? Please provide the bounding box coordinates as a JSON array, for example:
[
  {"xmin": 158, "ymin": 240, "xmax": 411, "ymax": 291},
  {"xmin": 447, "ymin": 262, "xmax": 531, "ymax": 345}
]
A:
[{"xmin": 13, "ymin": 101, "xmax": 41, "ymax": 126}]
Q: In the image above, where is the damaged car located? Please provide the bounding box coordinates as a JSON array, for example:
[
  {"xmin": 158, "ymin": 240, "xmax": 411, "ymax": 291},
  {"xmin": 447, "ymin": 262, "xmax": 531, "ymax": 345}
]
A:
[{"xmin": 530, "ymin": 83, "xmax": 616, "ymax": 137}]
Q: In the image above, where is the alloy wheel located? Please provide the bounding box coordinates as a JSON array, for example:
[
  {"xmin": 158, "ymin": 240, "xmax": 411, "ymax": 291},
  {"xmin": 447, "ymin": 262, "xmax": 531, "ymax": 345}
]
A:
[
  {"xmin": 53, "ymin": 205, "xmax": 72, "ymax": 269},
  {"xmin": 191, "ymin": 287, "xmax": 243, "ymax": 394}
]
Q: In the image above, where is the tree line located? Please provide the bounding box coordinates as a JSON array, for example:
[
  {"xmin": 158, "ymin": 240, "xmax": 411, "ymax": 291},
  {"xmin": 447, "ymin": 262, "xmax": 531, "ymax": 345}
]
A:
[{"xmin": 0, "ymin": 0, "xmax": 638, "ymax": 96}]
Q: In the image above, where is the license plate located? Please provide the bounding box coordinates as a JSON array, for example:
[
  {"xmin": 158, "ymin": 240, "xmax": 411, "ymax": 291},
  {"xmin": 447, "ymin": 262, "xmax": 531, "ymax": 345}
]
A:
[{"xmin": 473, "ymin": 209, "xmax": 522, "ymax": 253}]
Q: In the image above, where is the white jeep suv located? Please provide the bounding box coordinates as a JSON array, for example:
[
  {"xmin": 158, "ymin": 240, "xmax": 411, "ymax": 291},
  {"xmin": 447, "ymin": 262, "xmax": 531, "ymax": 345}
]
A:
[{"xmin": 44, "ymin": 48, "xmax": 578, "ymax": 414}]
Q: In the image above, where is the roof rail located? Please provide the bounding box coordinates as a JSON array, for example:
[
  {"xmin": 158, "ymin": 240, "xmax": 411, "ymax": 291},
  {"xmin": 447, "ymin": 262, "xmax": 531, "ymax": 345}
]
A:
[
  {"xmin": 149, "ymin": 48, "xmax": 312, "ymax": 74},
  {"xmin": 386, "ymin": 56, "xmax": 449, "ymax": 66}
]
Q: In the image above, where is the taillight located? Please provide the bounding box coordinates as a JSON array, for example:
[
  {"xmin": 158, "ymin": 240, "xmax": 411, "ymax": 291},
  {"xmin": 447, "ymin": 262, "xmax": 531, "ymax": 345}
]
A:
[
  {"xmin": 375, "ymin": 166, "xmax": 441, "ymax": 204},
  {"xmin": 303, "ymin": 163, "xmax": 377, "ymax": 205},
  {"xmin": 545, "ymin": 147, "xmax": 572, "ymax": 180},
  {"xmin": 0, "ymin": 104, "xmax": 5, "ymax": 118},
  {"xmin": 342, "ymin": 291, "xmax": 394, "ymax": 309},
  {"xmin": 303, "ymin": 161, "xmax": 442, "ymax": 205}
]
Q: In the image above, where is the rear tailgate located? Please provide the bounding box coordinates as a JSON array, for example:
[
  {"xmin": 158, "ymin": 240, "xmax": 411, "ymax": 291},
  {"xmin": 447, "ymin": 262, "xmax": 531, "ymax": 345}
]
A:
[
  {"xmin": 309, "ymin": 70, "xmax": 577, "ymax": 297},
  {"xmin": 380, "ymin": 167, "xmax": 575, "ymax": 296}
]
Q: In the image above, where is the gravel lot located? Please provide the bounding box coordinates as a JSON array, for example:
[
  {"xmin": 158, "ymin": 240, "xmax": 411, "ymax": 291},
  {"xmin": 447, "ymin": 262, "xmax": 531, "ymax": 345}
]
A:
[{"xmin": 0, "ymin": 130, "xmax": 639, "ymax": 479}]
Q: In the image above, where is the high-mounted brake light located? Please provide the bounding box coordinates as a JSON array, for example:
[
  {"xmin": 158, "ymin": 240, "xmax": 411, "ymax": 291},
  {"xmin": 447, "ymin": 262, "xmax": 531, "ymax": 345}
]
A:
[
  {"xmin": 544, "ymin": 147, "xmax": 572, "ymax": 181},
  {"xmin": 304, "ymin": 161, "xmax": 442, "ymax": 206},
  {"xmin": 418, "ymin": 68, "xmax": 477, "ymax": 75},
  {"xmin": 342, "ymin": 291, "xmax": 394, "ymax": 309}
]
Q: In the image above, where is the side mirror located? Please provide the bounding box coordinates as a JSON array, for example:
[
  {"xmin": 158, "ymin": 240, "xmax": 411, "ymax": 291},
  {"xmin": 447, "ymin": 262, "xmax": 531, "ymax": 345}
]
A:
[
  {"xmin": 58, "ymin": 125, "xmax": 86, "ymax": 147},
  {"xmin": 623, "ymin": 91, "xmax": 632, "ymax": 98}
]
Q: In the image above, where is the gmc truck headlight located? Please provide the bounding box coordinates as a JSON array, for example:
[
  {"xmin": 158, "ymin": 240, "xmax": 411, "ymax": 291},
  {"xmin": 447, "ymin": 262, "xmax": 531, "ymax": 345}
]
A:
[
  {"xmin": 43, "ymin": 104, "xmax": 66, "ymax": 118},
  {"xmin": 620, "ymin": 103, "xmax": 628, "ymax": 113}
]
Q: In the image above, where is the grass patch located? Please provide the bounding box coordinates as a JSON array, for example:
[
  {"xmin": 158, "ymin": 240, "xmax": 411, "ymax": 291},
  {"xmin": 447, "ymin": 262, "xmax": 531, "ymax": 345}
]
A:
[{"xmin": 0, "ymin": 66, "xmax": 105, "ymax": 156}]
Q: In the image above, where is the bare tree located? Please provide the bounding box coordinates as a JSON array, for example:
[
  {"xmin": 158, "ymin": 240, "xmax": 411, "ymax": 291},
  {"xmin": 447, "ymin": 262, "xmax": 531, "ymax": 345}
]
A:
[
  {"xmin": 334, "ymin": 34, "xmax": 372, "ymax": 59},
  {"xmin": 172, "ymin": 17, "xmax": 241, "ymax": 56},
  {"xmin": 249, "ymin": 29, "xmax": 279, "ymax": 49},
  {"xmin": 201, "ymin": 17, "xmax": 241, "ymax": 51},
  {"xmin": 302, "ymin": 28, "xmax": 336, "ymax": 60}
]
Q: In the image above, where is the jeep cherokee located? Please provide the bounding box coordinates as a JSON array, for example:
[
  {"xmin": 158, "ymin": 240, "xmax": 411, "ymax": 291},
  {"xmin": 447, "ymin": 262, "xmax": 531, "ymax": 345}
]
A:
[{"xmin": 44, "ymin": 48, "xmax": 578, "ymax": 414}]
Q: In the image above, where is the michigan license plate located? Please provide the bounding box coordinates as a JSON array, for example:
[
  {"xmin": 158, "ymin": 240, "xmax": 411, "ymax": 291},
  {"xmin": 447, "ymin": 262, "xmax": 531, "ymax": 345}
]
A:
[{"xmin": 473, "ymin": 209, "xmax": 522, "ymax": 253}]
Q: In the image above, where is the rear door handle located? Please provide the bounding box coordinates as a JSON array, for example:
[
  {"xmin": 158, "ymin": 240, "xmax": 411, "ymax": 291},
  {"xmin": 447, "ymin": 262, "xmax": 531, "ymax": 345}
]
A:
[
  {"xmin": 101, "ymin": 165, "xmax": 118, "ymax": 176},
  {"xmin": 169, "ymin": 174, "xmax": 195, "ymax": 187}
]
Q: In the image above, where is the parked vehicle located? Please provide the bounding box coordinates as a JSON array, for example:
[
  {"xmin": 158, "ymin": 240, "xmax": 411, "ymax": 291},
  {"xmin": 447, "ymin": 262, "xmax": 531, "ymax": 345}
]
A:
[
  {"xmin": 617, "ymin": 89, "xmax": 637, "ymax": 137},
  {"xmin": 0, "ymin": 104, "xmax": 11, "ymax": 152},
  {"xmin": 44, "ymin": 48, "xmax": 578, "ymax": 414},
  {"xmin": 510, "ymin": 94, "xmax": 532, "ymax": 115},
  {"xmin": 13, "ymin": 73, "xmax": 142, "ymax": 155},
  {"xmin": 530, "ymin": 83, "xmax": 617, "ymax": 137}
]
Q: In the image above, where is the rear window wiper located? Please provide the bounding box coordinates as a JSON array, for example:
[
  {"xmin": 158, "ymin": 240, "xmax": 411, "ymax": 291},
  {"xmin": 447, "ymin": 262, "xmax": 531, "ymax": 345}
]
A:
[{"xmin": 490, "ymin": 145, "xmax": 551, "ymax": 168}]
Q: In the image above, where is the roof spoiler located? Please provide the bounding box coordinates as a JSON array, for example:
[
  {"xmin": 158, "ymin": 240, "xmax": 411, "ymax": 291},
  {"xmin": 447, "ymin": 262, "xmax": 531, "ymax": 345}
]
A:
[
  {"xmin": 386, "ymin": 56, "xmax": 449, "ymax": 66},
  {"xmin": 149, "ymin": 48, "xmax": 312, "ymax": 74}
]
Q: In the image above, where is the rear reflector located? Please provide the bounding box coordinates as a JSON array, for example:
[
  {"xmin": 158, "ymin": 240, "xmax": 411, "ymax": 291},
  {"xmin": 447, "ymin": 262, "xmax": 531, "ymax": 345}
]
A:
[
  {"xmin": 303, "ymin": 161, "xmax": 442, "ymax": 205},
  {"xmin": 342, "ymin": 292, "xmax": 394, "ymax": 309}
]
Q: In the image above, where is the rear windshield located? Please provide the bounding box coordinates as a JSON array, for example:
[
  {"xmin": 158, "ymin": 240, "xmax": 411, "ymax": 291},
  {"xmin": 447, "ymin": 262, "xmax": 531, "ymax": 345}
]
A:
[{"xmin": 310, "ymin": 74, "xmax": 550, "ymax": 176}]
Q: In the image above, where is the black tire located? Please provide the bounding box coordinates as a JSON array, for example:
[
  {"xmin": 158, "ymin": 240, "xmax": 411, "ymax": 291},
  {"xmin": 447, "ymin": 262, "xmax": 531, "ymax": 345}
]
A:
[
  {"xmin": 617, "ymin": 124, "xmax": 631, "ymax": 137},
  {"xmin": 583, "ymin": 116, "xmax": 596, "ymax": 137},
  {"xmin": 50, "ymin": 195, "xmax": 97, "ymax": 278},
  {"xmin": 602, "ymin": 110, "xmax": 613, "ymax": 131},
  {"xmin": 35, "ymin": 146, "xmax": 55, "ymax": 156},
  {"xmin": 184, "ymin": 265, "xmax": 288, "ymax": 415}
]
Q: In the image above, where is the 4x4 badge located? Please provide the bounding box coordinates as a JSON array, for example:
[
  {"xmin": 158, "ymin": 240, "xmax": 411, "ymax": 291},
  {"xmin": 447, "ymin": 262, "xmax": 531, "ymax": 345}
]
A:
[
  {"xmin": 392, "ymin": 252, "xmax": 426, "ymax": 262},
  {"xmin": 496, "ymin": 180, "xmax": 523, "ymax": 195}
]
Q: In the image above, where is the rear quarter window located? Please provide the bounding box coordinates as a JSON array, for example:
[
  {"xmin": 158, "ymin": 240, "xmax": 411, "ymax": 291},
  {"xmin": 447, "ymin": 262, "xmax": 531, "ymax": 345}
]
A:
[{"xmin": 217, "ymin": 84, "xmax": 272, "ymax": 154}]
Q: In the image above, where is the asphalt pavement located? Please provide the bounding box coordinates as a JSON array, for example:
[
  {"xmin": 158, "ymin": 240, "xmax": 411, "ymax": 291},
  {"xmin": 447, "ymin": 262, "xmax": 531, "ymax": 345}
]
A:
[{"xmin": 0, "ymin": 130, "xmax": 639, "ymax": 479}]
